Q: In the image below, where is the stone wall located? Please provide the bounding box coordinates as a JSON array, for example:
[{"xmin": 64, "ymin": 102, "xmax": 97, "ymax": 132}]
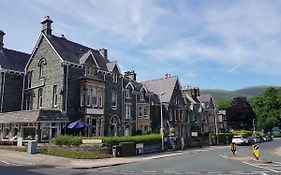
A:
[
  {"xmin": 2, "ymin": 73, "xmax": 23, "ymax": 112},
  {"xmin": 45, "ymin": 143, "xmax": 111, "ymax": 154}
]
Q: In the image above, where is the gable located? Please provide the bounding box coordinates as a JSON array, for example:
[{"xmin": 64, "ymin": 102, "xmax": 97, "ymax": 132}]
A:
[
  {"xmin": 25, "ymin": 34, "xmax": 63, "ymax": 72},
  {"xmin": 79, "ymin": 50, "xmax": 100, "ymax": 68},
  {"xmin": 125, "ymin": 82, "xmax": 135, "ymax": 90}
]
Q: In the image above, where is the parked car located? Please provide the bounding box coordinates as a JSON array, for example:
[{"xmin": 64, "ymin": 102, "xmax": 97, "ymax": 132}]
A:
[
  {"xmin": 272, "ymin": 127, "xmax": 281, "ymax": 137},
  {"xmin": 232, "ymin": 135, "xmax": 250, "ymax": 145},
  {"xmin": 251, "ymin": 136, "xmax": 262, "ymax": 143}
]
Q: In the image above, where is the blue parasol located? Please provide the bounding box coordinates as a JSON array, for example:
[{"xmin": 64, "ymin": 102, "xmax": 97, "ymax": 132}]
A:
[{"xmin": 67, "ymin": 120, "xmax": 91, "ymax": 129}]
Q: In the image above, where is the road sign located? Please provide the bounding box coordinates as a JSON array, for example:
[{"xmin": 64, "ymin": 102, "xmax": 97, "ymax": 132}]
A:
[
  {"xmin": 252, "ymin": 144, "xmax": 260, "ymax": 160},
  {"xmin": 230, "ymin": 143, "xmax": 237, "ymax": 155}
]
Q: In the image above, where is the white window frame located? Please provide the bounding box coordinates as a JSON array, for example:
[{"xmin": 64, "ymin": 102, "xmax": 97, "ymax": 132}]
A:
[
  {"xmin": 111, "ymin": 90, "xmax": 117, "ymax": 109},
  {"xmin": 140, "ymin": 92, "xmax": 144, "ymax": 101},
  {"xmin": 38, "ymin": 88, "xmax": 43, "ymax": 109},
  {"xmin": 125, "ymin": 104, "xmax": 131, "ymax": 119},
  {"xmin": 113, "ymin": 73, "xmax": 118, "ymax": 83},
  {"xmin": 125, "ymin": 89, "xmax": 130, "ymax": 99},
  {"xmin": 39, "ymin": 61, "xmax": 45, "ymax": 79},
  {"xmin": 53, "ymin": 85, "xmax": 58, "ymax": 107}
]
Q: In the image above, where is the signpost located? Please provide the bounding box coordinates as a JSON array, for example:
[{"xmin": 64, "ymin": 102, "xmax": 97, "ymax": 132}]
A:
[
  {"xmin": 230, "ymin": 143, "xmax": 237, "ymax": 155},
  {"xmin": 252, "ymin": 144, "xmax": 260, "ymax": 160}
]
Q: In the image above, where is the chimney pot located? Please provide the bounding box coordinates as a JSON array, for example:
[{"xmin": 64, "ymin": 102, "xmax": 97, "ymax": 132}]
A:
[
  {"xmin": 124, "ymin": 70, "xmax": 137, "ymax": 81},
  {"xmin": 0, "ymin": 30, "xmax": 5, "ymax": 50},
  {"xmin": 99, "ymin": 48, "xmax": 107, "ymax": 59},
  {"xmin": 41, "ymin": 16, "xmax": 53, "ymax": 35}
]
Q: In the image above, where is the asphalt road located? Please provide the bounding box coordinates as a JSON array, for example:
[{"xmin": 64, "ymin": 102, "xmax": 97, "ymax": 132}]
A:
[{"xmin": 1, "ymin": 138, "xmax": 281, "ymax": 175}]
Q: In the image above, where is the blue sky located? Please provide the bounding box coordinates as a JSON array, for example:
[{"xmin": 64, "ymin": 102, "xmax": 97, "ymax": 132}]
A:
[{"xmin": 1, "ymin": 0, "xmax": 281, "ymax": 90}]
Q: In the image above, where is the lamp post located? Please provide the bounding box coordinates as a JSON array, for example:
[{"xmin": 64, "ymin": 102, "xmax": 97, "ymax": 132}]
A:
[
  {"xmin": 160, "ymin": 92, "xmax": 166, "ymax": 151},
  {"xmin": 253, "ymin": 119, "xmax": 256, "ymax": 136}
]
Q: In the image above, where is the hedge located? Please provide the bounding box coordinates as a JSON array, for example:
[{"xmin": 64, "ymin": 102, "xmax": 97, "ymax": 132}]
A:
[
  {"xmin": 209, "ymin": 133, "xmax": 233, "ymax": 144},
  {"xmin": 231, "ymin": 130, "xmax": 252, "ymax": 136},
  {"xmin": 95, "ymin": 134, "xmax": 161, "ymax": 147},
  {"xmin": 51, "ymin": 134, "xmax": 161, "ymax": 147},
  {"xmin": 51, "ymin": 135, "xmax": 83, "ymax": 146}
]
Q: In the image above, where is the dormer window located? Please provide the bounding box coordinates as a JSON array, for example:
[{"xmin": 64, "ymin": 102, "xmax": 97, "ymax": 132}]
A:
[
  {"xmin": 140, "ymin": 91, "xmax": 144, "ymax": 101},
  {"xmin": 38, "ymin": 59, "xmax": 46, "ymax": 79},
  {"xmin": 84, "ymin": 66, "xmax": 96, "ymax": 76},
  {"xmin": 175, "ymin": 96, "xmax": 179, "ymax": 104},
  {"xmin": 113, "ymin": 73, "xmax": 118, "ymax": 83},
  {"xmin": 125, "ymin": 89, "xmax": 130, "ymax": 99}
]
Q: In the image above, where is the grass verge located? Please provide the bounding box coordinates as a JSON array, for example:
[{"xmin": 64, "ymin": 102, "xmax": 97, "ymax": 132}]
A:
[{"xmin": 0, "ymin": 146, "xmax": 111, "ymax": 159}]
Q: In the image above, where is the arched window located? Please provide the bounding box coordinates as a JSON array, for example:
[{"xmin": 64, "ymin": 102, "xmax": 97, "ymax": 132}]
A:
[{"xmin": 38, "ymin": 58, "xmax": 47, "ymax": 78}]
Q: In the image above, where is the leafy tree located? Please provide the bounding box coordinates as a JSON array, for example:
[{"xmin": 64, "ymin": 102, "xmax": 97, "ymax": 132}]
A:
[
  {"xmin": 252, "ymin": 87, "xmax": 281, "ymax": 131},
  {"xmin": 215, "ymin": 97, "xmax": 231, "ymax": 110},
  {"xmin": 226, "ymin": 97, "xmax": 256, "ymax": 130}
]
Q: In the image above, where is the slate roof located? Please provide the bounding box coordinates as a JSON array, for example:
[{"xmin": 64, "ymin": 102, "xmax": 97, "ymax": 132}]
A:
[
  {"xmin": 0, "ymin": 48, "xmax": 30, "ymax": 72},
  {"xmin": 198, "ymin": 94, "xmax": 212, "ymax": 103},
  {"xmin": 46, "ymin": 35, "xmax": 110, "ymax": 71},
  {"xmin": 142, "ymin": 76, "xmax": 178, "ymax": 103},
  {"xmin": 106, "ymin": 61, "xmax": 117, "ymax": 72},
  {"xmin": 0, "ymin": 110, "xmax": 69, "ymax": 123},
  {"xmin": 123, "ymin": 77, "xmax": 144, "ymax": 92}
]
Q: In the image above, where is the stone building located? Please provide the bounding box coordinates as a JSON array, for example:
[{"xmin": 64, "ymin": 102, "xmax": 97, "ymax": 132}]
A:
[
  {"xmin": 123, "ymin": 70, "xmax": 151, "ymax": 135},
  {"xmin": 142, "ymin": 75, "xmax": 189, "ymax": 138}
]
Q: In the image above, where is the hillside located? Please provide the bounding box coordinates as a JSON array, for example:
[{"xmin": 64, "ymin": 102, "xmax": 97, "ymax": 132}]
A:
[{"xmin": 201, "ymin": 86, "xmax": 280, "ymax": 99}]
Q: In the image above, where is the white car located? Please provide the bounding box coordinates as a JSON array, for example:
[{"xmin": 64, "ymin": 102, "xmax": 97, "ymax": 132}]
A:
[{"xmin": 232, "ymin": 135, "xmax": 249, "ymax": 145}]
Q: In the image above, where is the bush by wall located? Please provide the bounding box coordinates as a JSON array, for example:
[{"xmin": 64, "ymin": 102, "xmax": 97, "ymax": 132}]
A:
[
  {"xmin": 51, "ymin": 135, "xmax": 82, "ymax": 146},
  {"xmin": 231, "ymin": 130, "xmax": 252, "ymax": 136},
  {"xmin": 209, "ymin": 132, "xmax": 233, "ymax": 145},
  {"xmin": 51, "ymin": 134, "xmax": 161, "ymax": 147},
  {"xmin": 95, "ymin": 134, "xmax": 161, "ymax": 147}
]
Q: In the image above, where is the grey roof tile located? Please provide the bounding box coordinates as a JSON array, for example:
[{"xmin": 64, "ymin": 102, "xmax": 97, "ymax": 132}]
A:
[
  {"xmin": 142, "ymin": 76, "xmax": 178, "ymax": 103},
  {"xmin": 47, "ymin": 35, "xmax": 109, "ymax": 71},
  {"xmin": 0, "ymin": 110, "xmax": 69, "ymax": 123},
  {"xmin": 0, "ymin": 48, "xmax": 30, "ymax": 72}
]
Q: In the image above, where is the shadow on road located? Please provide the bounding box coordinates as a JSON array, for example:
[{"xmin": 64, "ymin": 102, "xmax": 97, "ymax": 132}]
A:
[{"xmin": 0, "ymin": 165, "xmax": 90, "ymax": 175}]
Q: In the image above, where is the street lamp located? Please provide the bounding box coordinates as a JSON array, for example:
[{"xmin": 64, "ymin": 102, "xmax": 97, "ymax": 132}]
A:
[
  {"xmin": 160, "ymin": 92, "xmax": 166, "ymax": 151},
  {"xmin": 253, "ymin": 119, "xmax": 256, "ymax": 136}
]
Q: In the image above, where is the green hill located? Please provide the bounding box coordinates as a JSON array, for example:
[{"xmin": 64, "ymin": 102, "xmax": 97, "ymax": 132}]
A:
[{"xmin": 201, "ymin": 86, "xmax": 280, "ymax": 99}]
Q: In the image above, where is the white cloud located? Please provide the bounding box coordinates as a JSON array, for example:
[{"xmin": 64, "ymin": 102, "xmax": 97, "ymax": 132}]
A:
[{"xmin": 142, "ymin": 0, "xmax": 281, "ymax": 75}]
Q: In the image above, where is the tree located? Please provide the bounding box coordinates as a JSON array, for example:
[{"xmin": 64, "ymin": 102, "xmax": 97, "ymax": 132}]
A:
[
  {"xmin": 215, "ymin": 97, "xmax": 231, "ymax": 110},
  {"xmin": 252, "ymin": 87, "xmax": 281, "ymax": 131},
  {"xmin": 226, "ymin": 97, "xmax": 256, "ymax": 130}
]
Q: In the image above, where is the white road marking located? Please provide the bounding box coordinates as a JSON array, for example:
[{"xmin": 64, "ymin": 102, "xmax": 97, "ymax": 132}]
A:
[
  {"xmin": 243, "ymin": 161, "xmax": 279, "ymax": 173},
  {"xmin": 260, "ymin": 173, "xmax": 269, "ymax": 175},
  {"xmin": 0, "ymin": 160, "xmax": 18, "ymax": 166}
]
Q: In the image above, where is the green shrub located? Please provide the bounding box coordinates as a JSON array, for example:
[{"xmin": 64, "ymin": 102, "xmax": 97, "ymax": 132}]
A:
[
  {"xmin": 231, "ymin": 130, "xmax": 252, "ymax": 136},
  {"xmin": 51, "ymin": 135, "xmax": 82, "ymax": 146},
  {"xmin": 209, "ymin": 132, "xmax": 233, "ymax": 144},
  {"xmin": 93, "ymin": 134, "xmax": 161, "ymax": 147},
  {"xmin": 38, "ymin": 148, "xmax": 111, "ymax": 159}
]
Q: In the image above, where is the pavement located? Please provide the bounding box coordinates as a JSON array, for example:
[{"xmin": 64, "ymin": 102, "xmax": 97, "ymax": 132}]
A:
[{"xmin": 0, "ymin": 146, "xmax": 226, "ymax": 169}]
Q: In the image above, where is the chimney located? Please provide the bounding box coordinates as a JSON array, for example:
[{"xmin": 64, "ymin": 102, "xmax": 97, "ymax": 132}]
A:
[
  {"xmin": 41, "ymin": 16, "xmax": 53, "ymax": 35},
  {"xmin": 124, "ymin": 70, "xmax": 137, "ymax": 81},
  {"xmin": 0, "ymin": 30, "xmax": 5, "ymax": 50},
  {"xmin": 99, "ymin": 48, "xmax": 107, "ymax": 59}
]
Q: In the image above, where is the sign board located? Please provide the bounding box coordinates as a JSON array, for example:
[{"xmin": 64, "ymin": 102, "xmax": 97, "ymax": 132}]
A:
[
  {"xmin": 191, "ymin": 132, "xmax": 198, "ymax": 137},
  {"xmin": 82, "ymin": 139, "xmax": 102, "ymax": 144},
  {"xmin": 230, "ymin": 143, "xmax": 237, "ymax": 155},
  {"xmin": 252, "ymin": 144, "xmax": 260, "ymax": 160},
  {"xmin": 17, "ymin": 136, "xmax": 23, "ymax": 147},
  {"xmin": 136, "ymin": 143, "xmax": 144, "ymax": 149}
]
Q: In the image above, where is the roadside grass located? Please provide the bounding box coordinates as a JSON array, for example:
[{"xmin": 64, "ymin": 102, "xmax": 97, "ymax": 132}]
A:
[
  {"xmin": 0, "ymin": 146, "xmax": 112, "ymax": 159},
  {"xmin": 0, "ymin": 146, "xmax": 27, "ymax": 152},
  {"xmin": 38, "ymin": 148, "xmax": 112, "ymax": 159}
]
